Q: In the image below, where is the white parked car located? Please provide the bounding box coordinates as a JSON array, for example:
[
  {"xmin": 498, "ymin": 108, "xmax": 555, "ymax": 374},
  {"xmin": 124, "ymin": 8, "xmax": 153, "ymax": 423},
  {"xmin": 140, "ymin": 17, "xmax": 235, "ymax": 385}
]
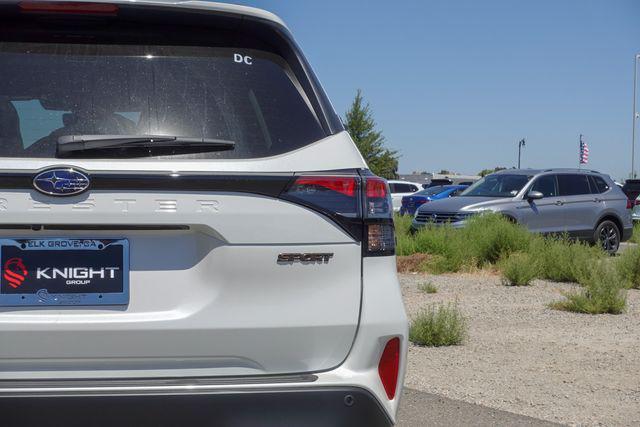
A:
[
  {"xmin": 388, "ymin": 180, "xmax": 422, "ymax": 212},
  {"xmin": 0, "ymin": 1, "xmax": 407, "ymax": 426},
  {"xmin": 632, "ymin": 195, "xmax": 640, "ymax": 222}
]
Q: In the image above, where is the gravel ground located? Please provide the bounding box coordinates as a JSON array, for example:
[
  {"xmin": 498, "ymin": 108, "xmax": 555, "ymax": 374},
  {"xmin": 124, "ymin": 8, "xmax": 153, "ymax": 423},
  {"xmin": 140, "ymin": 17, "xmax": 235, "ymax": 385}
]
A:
[{"xmin": 401, "ymin": 272, "xmax": 640, "ymax": 426}]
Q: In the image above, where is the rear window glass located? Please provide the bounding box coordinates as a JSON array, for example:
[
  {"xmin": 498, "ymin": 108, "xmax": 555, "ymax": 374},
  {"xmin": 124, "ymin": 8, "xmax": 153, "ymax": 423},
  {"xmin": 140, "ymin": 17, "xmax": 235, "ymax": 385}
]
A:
[
  {"xmin": 391, "ymin": 183, "xmax": 418, "ymax": 193},
  {"xmin": 0, "ymin": 42, "xmax": 327, "ymax": 159},
  {"xmin": 557, "ymin": 174, "xmax": 591, "ymax": 196},
  {"xmin": 589, "ymin": 176, "xmax": 610, "ymax": 194}
]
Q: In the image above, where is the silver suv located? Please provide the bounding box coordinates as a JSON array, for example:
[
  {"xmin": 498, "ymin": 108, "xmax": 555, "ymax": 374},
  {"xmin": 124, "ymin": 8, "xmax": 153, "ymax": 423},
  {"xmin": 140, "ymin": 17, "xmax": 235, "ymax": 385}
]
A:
[{"xmin": 412, "ymin": 169, "xmax": 633, "ymax": 254}]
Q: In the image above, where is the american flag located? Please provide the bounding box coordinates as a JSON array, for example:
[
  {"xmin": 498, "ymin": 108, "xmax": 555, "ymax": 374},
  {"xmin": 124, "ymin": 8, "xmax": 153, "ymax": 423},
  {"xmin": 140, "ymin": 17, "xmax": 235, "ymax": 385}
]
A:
[{"xmin": 579, "ymin": 136, "xmax": 589, "ymax": 164}]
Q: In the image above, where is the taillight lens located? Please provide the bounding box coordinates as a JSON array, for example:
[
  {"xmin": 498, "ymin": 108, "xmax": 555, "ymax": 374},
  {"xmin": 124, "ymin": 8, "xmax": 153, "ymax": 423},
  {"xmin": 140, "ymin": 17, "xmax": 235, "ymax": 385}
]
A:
[
  {"xmin": 281, "ymin": 173, "xmax": 396, "ymax": 257},
  {"xmin": 283, "ymin": 176, "xmax": 360, "ymax": 217},
  {"xmin": 378, "ymin": 337, "xmax": 400, "ymax": 400},
  {"xmin": 627, "ymin": 199, "xmax": 634, "ymax": 210},
  {"xmin": 363, "ymin": 176, "xmax": 395, "ymax": 256},
  {"xmin": 365, "ymin": 177, "xmax": 391, "ymax": 218},
  {"xmin": 367, "ymin": 224, "xmax": 395, "ymax": 253},
  {"xmin": 19, "ymin": 2, "xmax": 119, "ymax": 15}
]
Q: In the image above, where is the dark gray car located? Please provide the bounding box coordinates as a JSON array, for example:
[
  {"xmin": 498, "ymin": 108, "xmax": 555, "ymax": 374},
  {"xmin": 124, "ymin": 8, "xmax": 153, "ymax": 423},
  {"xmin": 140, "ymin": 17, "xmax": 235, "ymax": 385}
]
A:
[{"xmin": 411, "ymin": 169, "xmax": 633, "ymax": 254}]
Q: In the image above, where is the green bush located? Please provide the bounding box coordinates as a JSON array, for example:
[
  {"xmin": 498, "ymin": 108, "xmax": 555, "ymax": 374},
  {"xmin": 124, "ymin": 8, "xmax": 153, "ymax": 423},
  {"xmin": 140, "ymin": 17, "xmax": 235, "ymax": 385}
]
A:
[
  {"xmin": 463, "ymin": 214, "xmax": 531, "ymax": 266},
  {"xmin": 418, "ymin": 282, "xmax": 438, "ymax": 293},
  {"xmin": 551, "ymin": 262, "xmax": 627, "ymax": 314},
  {"xmin": 395, "ymin": 213, "xmax": 532, "ymax": 273},
  {"xmin": 396, "ymin": 233, "xmax": 418, "ymax": 257},
  {"xmin": 409, "ymin": 303, "xmax": 467, "ymax": 346},
  {"xmin": 628, "ymin": 222, "xmax": 640, "ymax": 244},
  {"xmin": 394, "ymin": 213, "xmax": 610, "ymax": 285},
  {"xmin": 393, "ymin": 214, "xmax": 413, "ymax": 238},
  {"xmin": 501, "ymin": 252, "xmax": 538, "ymax": 286},
  {"xmin": 530, "ymin": 236, "xmax": 604, "ymax": 283},
  {"xmin": 412, "ymin": 225, "xmax": 469, "ymax": 272},
  {"xmin": 616, "ymin": 245, "xmax": 640, "ymax": 289}
]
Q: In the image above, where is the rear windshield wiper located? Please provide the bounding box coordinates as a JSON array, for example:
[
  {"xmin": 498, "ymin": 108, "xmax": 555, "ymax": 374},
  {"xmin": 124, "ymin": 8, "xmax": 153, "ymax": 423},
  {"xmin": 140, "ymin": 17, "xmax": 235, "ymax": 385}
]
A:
[{"xmin": 57, "ymin": 135, "xmax": 235, "ymax": 155}]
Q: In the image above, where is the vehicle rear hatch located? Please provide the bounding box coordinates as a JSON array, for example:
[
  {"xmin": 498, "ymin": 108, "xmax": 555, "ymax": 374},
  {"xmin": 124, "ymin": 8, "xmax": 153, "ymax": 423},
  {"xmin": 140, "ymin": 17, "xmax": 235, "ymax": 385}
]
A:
[{"xmin": 0, "ymin": 2, "xmax": 367, "ymax": 379}]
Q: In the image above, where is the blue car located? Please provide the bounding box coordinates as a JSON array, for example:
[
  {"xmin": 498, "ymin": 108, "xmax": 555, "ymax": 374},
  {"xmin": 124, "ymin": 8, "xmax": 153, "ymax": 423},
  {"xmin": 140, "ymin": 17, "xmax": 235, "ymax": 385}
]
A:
[{"xmin": 400, "ymin": 185, "xmax": 468, "ymax": 215}]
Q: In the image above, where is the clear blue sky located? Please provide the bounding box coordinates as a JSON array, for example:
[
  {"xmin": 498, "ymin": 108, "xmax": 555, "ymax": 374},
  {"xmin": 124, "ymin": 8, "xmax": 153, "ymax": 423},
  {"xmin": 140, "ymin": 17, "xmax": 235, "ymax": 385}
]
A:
[{"xmin": 231, "ymin": 0, "xmax": 640, "ymax": 180}]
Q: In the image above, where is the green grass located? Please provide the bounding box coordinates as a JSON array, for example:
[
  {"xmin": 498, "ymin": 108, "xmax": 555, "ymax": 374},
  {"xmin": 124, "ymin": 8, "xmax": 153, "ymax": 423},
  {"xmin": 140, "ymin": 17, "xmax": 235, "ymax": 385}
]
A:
[
  {"xmin": 615, "ymin": 244, "xmax": 640, "ymax": 289},
  {"xmin": 501, "ymin": 252, "xmax": 538, "ymax": 286},
  {"xmin": 395, "ymin": 213, "xmax": 604, "ymax": 281},
  {"xmin": 409, "ymin": 303, "xmax": 467, "ymax": 346},
  {"xmin": 463, "ymin": 214, "xmax": 531, "ymax": 266},
  {"xmin": 395, "ymin": 213, "xmax": 530, "ymax": 273},
  {"xmin": 550, "ymin": 262, "xmax": 627, "ymax": 314},
  {"xmin": 395, "ymin": 213, "xmax": 630, "ymax": 315},
  {"xmin": 529, "ymin": 236, "xmax": 605, "ymax": 283},
  {"xmin": 418, "ymin": 282, "xmax": 438, "ymax": 293},
  {"xmin": 628, "ymin": 222, "xmax": 640, "ymax": 244}
]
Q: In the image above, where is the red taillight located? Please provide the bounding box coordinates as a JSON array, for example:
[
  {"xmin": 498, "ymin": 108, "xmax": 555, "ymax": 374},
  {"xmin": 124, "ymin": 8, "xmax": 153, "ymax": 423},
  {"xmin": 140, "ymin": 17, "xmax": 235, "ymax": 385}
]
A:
[
  {"xmin": 283, "ymin": 176, "xmax": 360, "ymax": 218},
  {"xmin": 19, "ymin": 2, "xmax": 118, "ymax": 15},
  {"xmin": 282, "ymin": 173, "xmax": 396, "ymax": 256},
  {"xmin": 627, "ymin": 199, "xmax": 634, "ymax": 209},
  {"xmin": 293, "ymin": 176, "xmax": 356, "ymax": 197},
  {"xmin": 366, "ymin": 177, "xmax": 388, "ymax": 199},
  {"xmin": 378, "ymin": 337, "xmax": 400, "ymax": 400}
]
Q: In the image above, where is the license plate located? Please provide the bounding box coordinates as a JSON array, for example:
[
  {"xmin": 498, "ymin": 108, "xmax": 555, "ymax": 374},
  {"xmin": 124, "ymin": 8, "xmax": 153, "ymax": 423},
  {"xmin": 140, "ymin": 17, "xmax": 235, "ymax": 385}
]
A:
[{"xmin": 0, "ymin": 238, "xmax": 129, "ymax": 307}]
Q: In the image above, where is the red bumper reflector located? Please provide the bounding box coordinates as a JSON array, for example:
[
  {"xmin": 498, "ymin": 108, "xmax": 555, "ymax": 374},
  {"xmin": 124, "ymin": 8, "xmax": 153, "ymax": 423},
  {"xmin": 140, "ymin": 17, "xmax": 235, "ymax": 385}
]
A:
[
  {"xmin": 19, "ymin": 2, "xmax": 118, "ymax": 15},
  {"xmin": 378, "ymin": 337, "xmax": 400, "ymax": 400}
]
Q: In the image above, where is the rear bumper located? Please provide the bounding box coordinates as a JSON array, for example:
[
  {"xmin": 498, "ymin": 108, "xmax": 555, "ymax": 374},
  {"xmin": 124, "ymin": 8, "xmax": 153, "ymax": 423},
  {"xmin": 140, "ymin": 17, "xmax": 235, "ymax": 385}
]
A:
[
  {"xmin": 0, "ymin": 386, "xmax": 392, "ymax": 427},
  {"xmin": 622, "ymin": 226, "xmax": 634, "ymax": 242},
  {"xmin": 0, "ymin": 256, "xmax": 407, "ymax": 426}
]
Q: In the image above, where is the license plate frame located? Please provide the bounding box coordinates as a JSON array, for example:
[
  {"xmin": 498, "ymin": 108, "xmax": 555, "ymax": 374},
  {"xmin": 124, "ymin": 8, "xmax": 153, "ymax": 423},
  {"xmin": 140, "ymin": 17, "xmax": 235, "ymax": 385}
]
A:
[{"xmin": 0, "ymin": 238, "xmax": 129, "ymax": 307}]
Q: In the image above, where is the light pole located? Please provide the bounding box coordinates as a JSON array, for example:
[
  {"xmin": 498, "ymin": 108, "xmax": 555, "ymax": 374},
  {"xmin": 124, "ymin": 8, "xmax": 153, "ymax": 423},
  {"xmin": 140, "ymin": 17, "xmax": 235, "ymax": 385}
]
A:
[
  {"xmin": 632, "ymin": 54, "xmax": 639, "ymax": 179},
  {"xmin": 517, "ymin": 138, "xmax": 526, "ymax": 169}
]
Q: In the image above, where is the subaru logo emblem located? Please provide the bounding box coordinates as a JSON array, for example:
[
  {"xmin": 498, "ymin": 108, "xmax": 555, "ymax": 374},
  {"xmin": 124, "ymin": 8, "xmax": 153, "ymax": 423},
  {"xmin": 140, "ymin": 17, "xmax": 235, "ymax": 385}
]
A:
[{"xmin": 33, "ymin": 168, "xmax": 90, "ymax": 196}]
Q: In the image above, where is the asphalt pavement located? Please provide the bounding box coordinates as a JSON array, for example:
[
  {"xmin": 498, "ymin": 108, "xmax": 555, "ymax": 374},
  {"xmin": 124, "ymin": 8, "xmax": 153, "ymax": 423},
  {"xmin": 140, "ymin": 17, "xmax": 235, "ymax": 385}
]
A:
[{"xmin": 397, "ymin": 388, "xmax": 561, "ymax": 427}]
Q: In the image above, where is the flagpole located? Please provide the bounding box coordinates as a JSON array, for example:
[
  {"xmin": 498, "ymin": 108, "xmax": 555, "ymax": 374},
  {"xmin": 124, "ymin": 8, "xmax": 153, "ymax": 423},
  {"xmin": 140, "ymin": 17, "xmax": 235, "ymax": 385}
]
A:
[{"xmin": 579, "ymin": 134, "xmax": 582, "ymax": 170}]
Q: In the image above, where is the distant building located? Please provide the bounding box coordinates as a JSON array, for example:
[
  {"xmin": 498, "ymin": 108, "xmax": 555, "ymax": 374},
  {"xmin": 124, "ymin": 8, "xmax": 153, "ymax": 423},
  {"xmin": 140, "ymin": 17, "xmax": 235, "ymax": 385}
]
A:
[{"xmin": 397, "ymin": 172, "xmax": 480, "ymax": 187}]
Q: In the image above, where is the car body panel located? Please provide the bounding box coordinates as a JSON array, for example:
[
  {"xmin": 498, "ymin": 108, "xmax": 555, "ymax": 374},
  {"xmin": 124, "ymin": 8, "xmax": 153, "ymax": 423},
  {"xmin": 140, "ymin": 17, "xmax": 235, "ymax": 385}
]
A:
[
  {"xmin": 388, "ymin": 180, "xmax": 421, "ymax": 212},
  {"xmin": 632, "ymin": 195, "xmax": 640, "ymax": 221},
  {"xmin": 515, "ymin": 197, "xmax": 567, "ymax": 233},
  {"xmin": 399, "ymin": 185, "xmax": 467, "ymax": 216}
]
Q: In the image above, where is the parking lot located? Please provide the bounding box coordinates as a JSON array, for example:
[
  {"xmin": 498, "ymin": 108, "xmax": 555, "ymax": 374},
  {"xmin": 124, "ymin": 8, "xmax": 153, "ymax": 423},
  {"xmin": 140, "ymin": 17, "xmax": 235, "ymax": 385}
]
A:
[{"xmin": 398, "ymin": 271, "xmax": 640, "ymax": 426}]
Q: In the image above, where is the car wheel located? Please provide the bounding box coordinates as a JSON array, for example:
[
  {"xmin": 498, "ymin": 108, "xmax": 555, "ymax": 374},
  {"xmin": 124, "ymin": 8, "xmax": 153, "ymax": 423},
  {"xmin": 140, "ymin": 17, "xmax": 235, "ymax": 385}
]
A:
[{"xmin": 595, "ymin": 220, "xmax": 620, "ymax": 255}]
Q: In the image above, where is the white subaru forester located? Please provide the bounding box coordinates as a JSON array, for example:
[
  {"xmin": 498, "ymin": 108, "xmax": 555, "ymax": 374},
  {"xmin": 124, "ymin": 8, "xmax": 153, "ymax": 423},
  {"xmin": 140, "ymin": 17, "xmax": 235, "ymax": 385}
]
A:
[{"xmin": 0, "ymin": 1, "xmax": 408, "ymax": 425}]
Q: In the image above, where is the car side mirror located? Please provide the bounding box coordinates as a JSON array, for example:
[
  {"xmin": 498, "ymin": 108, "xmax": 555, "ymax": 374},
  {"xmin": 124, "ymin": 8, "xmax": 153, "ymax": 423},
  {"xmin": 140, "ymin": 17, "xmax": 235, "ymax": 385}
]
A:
[{"xmin": 527, "ymin": 190, "xmax": 544, "ymax": 201}]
